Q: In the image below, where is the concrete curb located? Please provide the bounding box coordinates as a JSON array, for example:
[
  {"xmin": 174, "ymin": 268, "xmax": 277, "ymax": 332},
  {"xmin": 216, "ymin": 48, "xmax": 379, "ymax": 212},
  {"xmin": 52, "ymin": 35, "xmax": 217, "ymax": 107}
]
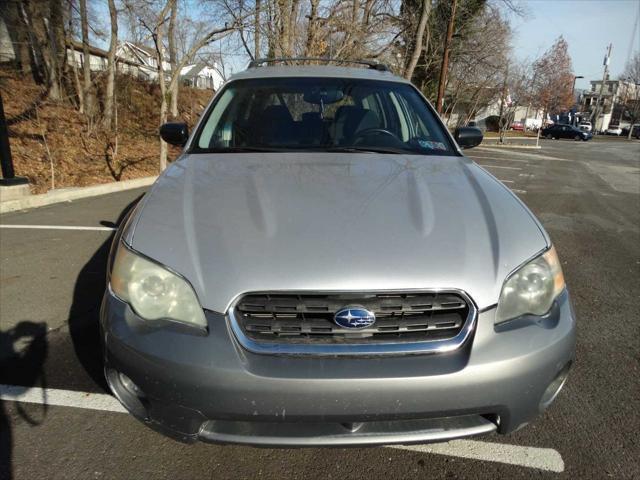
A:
[
  {"xmin": 479, "ymin": 143, "xmax": 542, "ymax": 149},
  {"xmin": 482, "ymin": 136, "xmax": 538, "ymax": 140},
  {"xmin": 0, "ymin": 176, "xmax": 157, "ymax": 214}
]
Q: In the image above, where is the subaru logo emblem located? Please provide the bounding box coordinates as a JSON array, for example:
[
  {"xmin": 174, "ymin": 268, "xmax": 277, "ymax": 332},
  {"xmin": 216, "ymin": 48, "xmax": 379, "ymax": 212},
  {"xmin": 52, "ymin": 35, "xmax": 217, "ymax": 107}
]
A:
[{"xmin": 334, "ymin": 307, "xmax": 376, "ymax": 329}]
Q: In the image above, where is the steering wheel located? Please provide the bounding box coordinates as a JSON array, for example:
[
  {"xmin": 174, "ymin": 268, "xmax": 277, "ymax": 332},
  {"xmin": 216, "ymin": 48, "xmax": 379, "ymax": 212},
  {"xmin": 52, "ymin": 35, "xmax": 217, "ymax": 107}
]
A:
[{"xmin": 351, "ymin": 128, "xmax": 400, "ymax": 144}]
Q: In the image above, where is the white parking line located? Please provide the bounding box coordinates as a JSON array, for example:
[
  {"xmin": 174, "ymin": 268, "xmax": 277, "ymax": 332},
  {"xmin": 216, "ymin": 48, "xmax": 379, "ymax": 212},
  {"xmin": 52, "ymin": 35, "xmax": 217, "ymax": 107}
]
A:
[
  {"xmin": 0, "ymin": 224, "xmax": 116, "ymax": 232},
  {"xmin": 0, "ymin": 384, "xmax": 563, "ymax": 472},
  {"xmin": 468, "ymin": 156, "xmax": 529, "ymax": 163},
  {"xmin": 478, "ymin": 165, "xmax": 522, "ymax": 170},
  {"xmin": 476, "ymin": 147, "xmax": 570, "ymax": 162},
  {"xmin": 1, "ymin": 384, "xmax": 126, "ymax": 413},
  {"xmin": 393, "ymin": 442, "xmax": 564, "ymax": 473},
  {"xmin": 498, "ymin": 180, "xmax": 514, "ymax": 184}
]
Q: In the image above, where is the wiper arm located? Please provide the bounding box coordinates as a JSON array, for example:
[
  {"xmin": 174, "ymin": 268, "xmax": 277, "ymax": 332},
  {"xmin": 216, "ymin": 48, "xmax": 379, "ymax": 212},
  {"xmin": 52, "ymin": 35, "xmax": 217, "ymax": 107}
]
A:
[
  {"xmin": 325, "ymin": 146, "xmax": 407, "ymax": 154},
  {"xmin": 194, "ymin": 146, "xmax": 289, "ymax": 153}
]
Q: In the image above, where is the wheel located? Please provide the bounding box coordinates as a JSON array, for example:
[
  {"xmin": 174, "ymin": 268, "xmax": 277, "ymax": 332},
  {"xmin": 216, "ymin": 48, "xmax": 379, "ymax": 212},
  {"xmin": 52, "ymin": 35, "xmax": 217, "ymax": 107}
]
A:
[
  {"xmin": 545, "ymin": 133, "xmax": 553, "ymax": 139},
  {"xmin": 574, "ymin": 135, "xmax": 581, "ymax": 141}
]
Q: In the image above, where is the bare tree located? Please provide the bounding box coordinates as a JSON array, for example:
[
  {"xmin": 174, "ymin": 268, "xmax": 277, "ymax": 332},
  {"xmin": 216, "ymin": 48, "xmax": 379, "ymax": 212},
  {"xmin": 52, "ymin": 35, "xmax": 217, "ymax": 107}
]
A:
[
  {"xmin": 133, "ymin": 0, "xmax": 245, "ymax": 170},
  {"xmin": 435, "ymin": 0, "xmax": 457, "ymax": 113},
  {"xmin": 531, "ymin": 36, "xmax": 574, "ymax": 119},
  {"xmin": 621, "ymin": 51, "xmax": 640, "ymax": 139},
  {"xmin": 254, "ymin": 0, "xmax": 262, "ymax": 58},
  {"xmin": 103, "ymin": 0, "xmax": 119, "ymax": 131},
  {"xmin": 168, "ymin": 0, "xmax": 179, "ymax": 117},
  {"xmin": 304, "ymin": 0, "xmax": 321, "ymax": 57},
  {"xmin": 20, "ymin": 0, "xmax": 69, "ymax": 100},
  {"xmin": 2, "ymin": 0, "xmax": 35, "ymax": 78},
  {"xmin": 79, "ymin": 0, "xmax": 95, "ymax": 114},
  {"xmin": 403, "ymin": 0, "xmax": 431, "ymax": 80}
]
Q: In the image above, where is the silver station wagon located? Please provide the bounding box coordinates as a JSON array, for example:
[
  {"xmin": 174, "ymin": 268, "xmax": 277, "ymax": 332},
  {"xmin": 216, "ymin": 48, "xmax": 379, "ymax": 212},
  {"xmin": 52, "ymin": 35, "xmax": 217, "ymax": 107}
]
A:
[{"xmin": 101, "ymin": 59, "xmax": 576, "ymax": 447}]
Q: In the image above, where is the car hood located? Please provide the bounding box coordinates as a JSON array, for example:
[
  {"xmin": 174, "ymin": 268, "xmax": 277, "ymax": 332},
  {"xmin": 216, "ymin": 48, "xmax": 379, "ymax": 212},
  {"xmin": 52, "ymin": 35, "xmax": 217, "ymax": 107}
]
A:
[{"xmin": 128, "ymin": 153, "xmax": 548, "ymax": 312}]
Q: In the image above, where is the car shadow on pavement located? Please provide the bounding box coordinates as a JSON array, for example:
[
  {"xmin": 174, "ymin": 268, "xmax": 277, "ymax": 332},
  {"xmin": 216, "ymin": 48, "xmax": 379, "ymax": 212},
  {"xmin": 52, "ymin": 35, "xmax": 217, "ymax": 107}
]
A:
[
  {"xmin": 0, "ymin": 321, "xmax": 48, "ymax": 480},
  {"xmin": 67, "ymin": 196, "xmax": 143, "ymax": 392}
]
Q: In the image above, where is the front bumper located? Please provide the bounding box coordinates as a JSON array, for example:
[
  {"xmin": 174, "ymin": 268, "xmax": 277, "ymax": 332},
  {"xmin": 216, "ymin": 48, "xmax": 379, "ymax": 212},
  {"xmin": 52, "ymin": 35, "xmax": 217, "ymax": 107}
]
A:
[{"xmin": 100, "ymin": 290, "xmax": 576, "ymax": 446}]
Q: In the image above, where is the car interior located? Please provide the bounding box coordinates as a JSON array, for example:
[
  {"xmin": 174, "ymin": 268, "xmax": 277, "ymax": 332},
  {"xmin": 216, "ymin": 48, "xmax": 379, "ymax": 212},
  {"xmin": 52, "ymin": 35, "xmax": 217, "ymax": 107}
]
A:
[{"xmin": 196, "ymin": 78, "xmax": 453, "ymax": 154}]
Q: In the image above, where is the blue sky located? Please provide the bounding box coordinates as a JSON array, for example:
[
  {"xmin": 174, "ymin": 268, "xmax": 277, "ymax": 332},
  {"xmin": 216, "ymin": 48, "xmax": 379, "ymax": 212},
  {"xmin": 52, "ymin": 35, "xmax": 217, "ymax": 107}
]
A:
[{"xmin": 511, "ymin": 0, "xmax": 640, "ymax": 90}]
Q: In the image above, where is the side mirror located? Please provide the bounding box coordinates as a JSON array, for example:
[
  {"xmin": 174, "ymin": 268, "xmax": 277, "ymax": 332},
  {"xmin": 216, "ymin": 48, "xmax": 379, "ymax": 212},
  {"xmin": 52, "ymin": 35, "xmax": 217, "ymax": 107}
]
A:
[
  {"xmin": 454, "ymin": 127, "xmax": 483, "ymax": 149},
  {"xmin": 160, "ymin": 122, "xmax": 189, "ymax": 146}
]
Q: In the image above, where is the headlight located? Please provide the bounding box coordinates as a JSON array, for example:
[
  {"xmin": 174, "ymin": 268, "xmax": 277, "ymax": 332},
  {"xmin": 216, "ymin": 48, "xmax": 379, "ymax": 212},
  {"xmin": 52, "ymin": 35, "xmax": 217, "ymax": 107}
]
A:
[
  {"xmin": 110, "ymin": 243, "xmax": 207, "ymax": 329},
  {"xmin": 495, "ymin": 246, "xmax": 565, "ymax": 324}
]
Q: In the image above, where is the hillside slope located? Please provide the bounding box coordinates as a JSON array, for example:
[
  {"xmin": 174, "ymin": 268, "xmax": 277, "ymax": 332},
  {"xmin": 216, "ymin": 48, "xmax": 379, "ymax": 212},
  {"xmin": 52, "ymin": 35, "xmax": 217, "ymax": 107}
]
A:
[{"xmin": 1, "ymin": 66, "xmax": 212, "ymax": 193}]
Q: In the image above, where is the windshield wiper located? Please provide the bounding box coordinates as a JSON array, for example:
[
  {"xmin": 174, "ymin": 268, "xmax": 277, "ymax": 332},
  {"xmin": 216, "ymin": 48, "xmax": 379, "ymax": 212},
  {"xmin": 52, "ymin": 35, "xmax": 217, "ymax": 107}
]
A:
[
  {"xmin": 325, "ymin": 146, "xmax": 412, "ymax": 155},
  {"xmin": 193, "ymin": 146, "xmax": 290, "ymax": 153}
]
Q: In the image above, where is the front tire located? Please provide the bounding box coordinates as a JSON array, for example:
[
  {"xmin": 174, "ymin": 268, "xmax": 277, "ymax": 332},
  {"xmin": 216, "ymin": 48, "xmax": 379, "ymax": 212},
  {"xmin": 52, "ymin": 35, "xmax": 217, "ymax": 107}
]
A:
[
  {"xmin": 574, "ymin": 135, "xmax": 581, "ymax": 141},
  {"xmin": 545, "ymin": 134, "xmax": 553, "ymax": 139}
]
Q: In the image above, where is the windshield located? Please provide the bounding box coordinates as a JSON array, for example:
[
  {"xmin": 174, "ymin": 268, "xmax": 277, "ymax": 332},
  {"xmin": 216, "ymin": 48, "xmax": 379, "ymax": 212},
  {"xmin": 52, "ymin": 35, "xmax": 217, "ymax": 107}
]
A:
[{"xmin": 192, "ymin": 78, "xmax": 455, "ymax": 155}]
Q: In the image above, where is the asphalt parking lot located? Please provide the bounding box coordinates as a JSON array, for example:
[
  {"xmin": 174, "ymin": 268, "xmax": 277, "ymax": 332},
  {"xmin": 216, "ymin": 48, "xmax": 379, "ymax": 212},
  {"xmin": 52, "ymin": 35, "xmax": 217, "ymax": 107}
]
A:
[{"xmin": 1, "ymin": 138, "xmax": 639, "ymax": 479}]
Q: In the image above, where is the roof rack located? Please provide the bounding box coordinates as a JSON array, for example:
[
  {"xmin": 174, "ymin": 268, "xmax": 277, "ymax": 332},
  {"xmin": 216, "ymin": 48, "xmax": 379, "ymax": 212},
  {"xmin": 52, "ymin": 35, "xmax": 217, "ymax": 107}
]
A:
[{"xmin": 247, "ymin": 57, "xmax": 390, "ymax": 72}]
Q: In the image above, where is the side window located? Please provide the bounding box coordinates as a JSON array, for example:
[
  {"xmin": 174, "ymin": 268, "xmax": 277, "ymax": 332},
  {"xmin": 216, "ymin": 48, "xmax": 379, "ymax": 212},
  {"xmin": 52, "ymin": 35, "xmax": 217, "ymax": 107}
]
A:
[{"xmin": 198, "ymin": 88, "xmax": 235, "ymax": 148}]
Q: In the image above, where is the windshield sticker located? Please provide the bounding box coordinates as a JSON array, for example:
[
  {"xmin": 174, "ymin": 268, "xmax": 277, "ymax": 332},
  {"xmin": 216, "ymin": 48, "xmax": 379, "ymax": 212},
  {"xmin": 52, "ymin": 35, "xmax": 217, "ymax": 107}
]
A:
[{"xmin": 418, "ymin": 140, "xmax": 447, "ymax": 151}]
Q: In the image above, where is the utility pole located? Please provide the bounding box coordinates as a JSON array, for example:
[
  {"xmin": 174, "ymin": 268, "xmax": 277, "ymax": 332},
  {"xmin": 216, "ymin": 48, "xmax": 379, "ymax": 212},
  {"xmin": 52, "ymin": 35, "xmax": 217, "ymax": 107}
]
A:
[
  {"xmin": 436, "ymin": 0, "xmax": 457, "ymax": 114},
  {"xmin": 592, "ymin": 43, "xmax": 613, "ymax": 133}
]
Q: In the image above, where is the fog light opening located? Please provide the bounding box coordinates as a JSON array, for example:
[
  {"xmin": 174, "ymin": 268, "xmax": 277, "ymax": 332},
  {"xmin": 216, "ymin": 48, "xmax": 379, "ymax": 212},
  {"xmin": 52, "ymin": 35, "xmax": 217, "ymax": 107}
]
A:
[
  {"xmin": 106, "ymin": 368, "xmax": 149, "ymax": 420},
  {"xmin": 540, "ymin": 362, "xmax": 571, "ymax": 411},
  {"xmin": 119, "ymin": 372, "xmax": 145, "ymax": 398}
]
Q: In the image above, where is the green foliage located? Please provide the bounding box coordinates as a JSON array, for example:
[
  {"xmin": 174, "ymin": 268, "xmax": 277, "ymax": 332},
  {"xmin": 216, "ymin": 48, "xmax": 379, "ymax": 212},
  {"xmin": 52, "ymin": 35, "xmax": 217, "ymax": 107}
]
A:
[{"xmin": 403, "ymin": 0, "xmax": 488, "ymax": 101}]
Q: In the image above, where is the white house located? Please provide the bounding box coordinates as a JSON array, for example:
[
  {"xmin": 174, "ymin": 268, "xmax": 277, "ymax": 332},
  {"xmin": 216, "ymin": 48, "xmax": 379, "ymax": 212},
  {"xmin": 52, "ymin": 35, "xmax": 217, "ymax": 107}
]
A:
[
  {"xmin": 180, "ymin": 63, "xmax": 224, "ymax": 91},
  {"xmin": 115, "ymin": 42, "xmax": 169, "ymax": 81},
  {"xmin": 0, "ymin": 14, "xmax": 13, "ymax": 63},
  {"xmin": 581, "ymin": 79, "xmax": 639, "ymax": 132},
  {"xmin": 117, "ymin": 43, "xmax": 224, "ymax": 90},
  {"xmin": 0, "ymin": 20, "xmax": 222, "ymax": 92}
]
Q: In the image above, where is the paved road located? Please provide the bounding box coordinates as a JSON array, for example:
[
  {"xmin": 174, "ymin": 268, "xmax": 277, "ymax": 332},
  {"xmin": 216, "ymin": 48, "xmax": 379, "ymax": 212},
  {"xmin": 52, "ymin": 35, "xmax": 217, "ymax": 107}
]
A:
[{"xmin": 1, "ymin": 139, "xmax": 639, "ymax": 479}]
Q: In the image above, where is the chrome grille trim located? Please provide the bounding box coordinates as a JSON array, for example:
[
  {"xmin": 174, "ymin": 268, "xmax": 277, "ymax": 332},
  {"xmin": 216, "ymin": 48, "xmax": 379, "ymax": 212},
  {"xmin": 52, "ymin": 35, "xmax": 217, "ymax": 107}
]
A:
[{"xmin": 227, "ymin": 289, "xmax": 477, "ymax": 356}]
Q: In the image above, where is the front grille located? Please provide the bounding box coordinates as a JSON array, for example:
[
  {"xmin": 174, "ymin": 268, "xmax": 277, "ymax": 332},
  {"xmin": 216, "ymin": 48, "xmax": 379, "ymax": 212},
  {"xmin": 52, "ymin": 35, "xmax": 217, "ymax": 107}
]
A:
[{"xmin": 232, "ymin": 292, "xmax": 472, "ymax": 347}]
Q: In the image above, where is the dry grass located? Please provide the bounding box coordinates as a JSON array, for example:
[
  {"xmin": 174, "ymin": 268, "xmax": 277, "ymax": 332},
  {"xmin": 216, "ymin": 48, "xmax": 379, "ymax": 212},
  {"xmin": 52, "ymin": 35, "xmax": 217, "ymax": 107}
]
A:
[{"xmin": 1, "ymin": 66, "xmax": 211, "ymax": 194}]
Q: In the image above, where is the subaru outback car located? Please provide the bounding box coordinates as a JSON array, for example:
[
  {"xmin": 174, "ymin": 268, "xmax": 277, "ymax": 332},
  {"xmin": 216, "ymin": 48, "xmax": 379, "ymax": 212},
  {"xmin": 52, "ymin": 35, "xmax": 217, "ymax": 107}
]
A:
[{"xmin": 101, "ymin": 60, "xmax": 576, "ymax": 446}]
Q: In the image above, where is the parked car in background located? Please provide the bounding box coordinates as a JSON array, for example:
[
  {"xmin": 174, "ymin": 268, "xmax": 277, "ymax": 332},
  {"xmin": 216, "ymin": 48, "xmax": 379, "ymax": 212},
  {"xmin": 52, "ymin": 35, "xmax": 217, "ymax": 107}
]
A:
[
  {"xmin": 578, "ymin": 121, "xmax": 592, "ymax": 132},
  {"xmin": 510, "ymin": 121, "xmax": 524, "ymax": 131},
  {"xmin": 605, "ymin": 125, "xmax": 622, "ymax": 136},
  {"xmin": 542, "ymin": 124, "xmax": 593, "ymax": 141},
  {"xmin": 524, "ymin": 118, "xmax": 542, "ymax": 131},
  {"xmin": 101, "ymin": 60, "xmax": 576, "ymax": 447},
  {"xmin": 621, "ymin": 124, "xmax": 640, "ymax": 139}
]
